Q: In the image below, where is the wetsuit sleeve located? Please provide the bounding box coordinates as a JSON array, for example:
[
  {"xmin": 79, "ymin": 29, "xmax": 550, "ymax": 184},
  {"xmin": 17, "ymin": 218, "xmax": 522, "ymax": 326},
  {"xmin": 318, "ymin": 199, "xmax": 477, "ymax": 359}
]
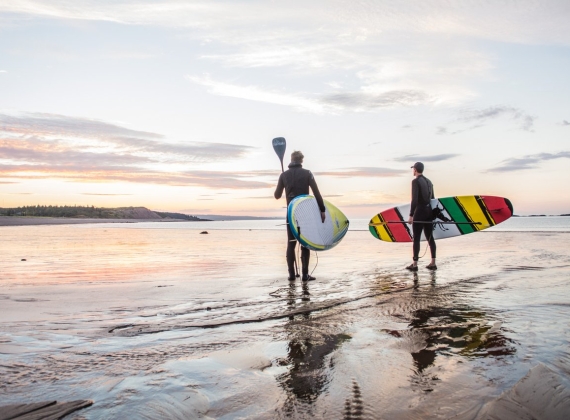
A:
[
  {"xmin": 308, "ymin": 172, "xmax": 326, "ymax": 212},
  {"xmin": 410, "ymin": 178, "xmax": 419, "ymax": 217},
  {"xmin": 274, "ymin": 173, "xmax": 285, "ymax": 199},
  {"xmin": 430, "ymin": 181, "xmax": 435, "ymax": 199}
]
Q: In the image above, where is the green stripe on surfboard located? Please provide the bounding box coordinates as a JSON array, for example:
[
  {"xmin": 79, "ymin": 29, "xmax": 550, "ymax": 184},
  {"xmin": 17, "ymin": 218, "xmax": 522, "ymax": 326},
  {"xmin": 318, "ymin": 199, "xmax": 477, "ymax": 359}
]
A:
[{"xmin": 439, "ymin": 197, "xmax": 476, "ymax": 234}]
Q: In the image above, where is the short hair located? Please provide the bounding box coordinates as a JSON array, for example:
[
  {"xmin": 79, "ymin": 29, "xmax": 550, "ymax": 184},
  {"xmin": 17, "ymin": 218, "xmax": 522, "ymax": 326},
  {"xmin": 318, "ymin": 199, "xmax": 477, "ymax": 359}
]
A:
[{"xmin": 291, "ymin": 150, "xmax": 304, "ymax": 163}]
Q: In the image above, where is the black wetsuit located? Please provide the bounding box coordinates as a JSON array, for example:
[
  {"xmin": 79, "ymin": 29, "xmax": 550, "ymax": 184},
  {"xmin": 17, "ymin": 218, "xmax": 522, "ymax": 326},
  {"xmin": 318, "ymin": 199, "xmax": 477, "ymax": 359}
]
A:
[
  {"xmin": 274, "ymin": 162, "xmax": 325, "ymax": 277},
  {"xmin": 410, "ymin": 175, "xmax": 436, "ymax": 262}
]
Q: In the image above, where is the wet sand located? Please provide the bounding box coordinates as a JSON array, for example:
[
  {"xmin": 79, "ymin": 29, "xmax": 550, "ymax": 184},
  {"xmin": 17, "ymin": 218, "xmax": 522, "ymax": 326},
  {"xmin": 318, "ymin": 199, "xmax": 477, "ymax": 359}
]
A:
[{"xmin": 1, "ymin": 223, "xmax": 569, "ymax": 419}]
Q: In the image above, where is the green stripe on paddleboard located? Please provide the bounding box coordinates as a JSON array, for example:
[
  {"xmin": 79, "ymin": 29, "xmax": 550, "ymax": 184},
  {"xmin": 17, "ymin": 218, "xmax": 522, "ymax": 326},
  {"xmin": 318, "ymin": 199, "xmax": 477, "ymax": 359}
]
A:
[
  {"xmin": 369, "ymin": 225, "xmax": 379, "ymax": 239},
  {"xmin": 439, "ymin": 197, "xmax": 476, "ymax": 234}
]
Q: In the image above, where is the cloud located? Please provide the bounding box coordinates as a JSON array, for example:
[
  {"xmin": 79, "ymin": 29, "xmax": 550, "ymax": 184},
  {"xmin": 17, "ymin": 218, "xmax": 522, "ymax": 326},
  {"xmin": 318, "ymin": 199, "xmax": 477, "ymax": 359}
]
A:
[
  {"xmin": 3, "ymin": 1, "xmax": 569, "ymax": 45},
  {"xmin": 187, "ymin": 75, "xmax": 432, "ymax": 113},
  {"xmin": 0, "ymin": 138, "xmax": 153, "ymax": 166},
  {"xmin": 0, "ymin": 70, "xmax": 7, "ymax": 73},
  {"xmin": 3, "ymin": 1, "xmax": 570, "ymax": 116},
  {"xmin": 186, "ymin": 75, "xmax": 327, "ymax": 113},
  {"xmin": 436, "ymin": 126, "xmax": 448, "ymax": 135},
  {"xmin": 82, "ymin": 193, "xmax": 132, "ymax": 196},
  {"xmin": 0, "ymin": 112, "xmax": 268, "ymax": 189},
  {"xmin": 488, "ymin": 151, "xmax": 570, "ymax": 172},
  {"xmin": 0, "ymin": 164, "xmax": 273, "ymax": 188},
  {"xmin": 0, "ymin": 112, "xmax": 161, "ymax": 139},
  {"xmin": 0, "ymin": 113, "xmax": 253, "ymax": 162},
  {"xmin": 316, "ymin": 167, "xmax": 404, "ymax": 177},
  {"xmin": 319, "ymin": 90, "xmax": 432, "ymax": 111},
  {"xmin": 562, "ymin": 120, "xmax": 570, "ymax": 126},
  {"xmin": 437, "ymin": 106, "xmax": 536, "ymax": 134},
  {"xmin": 459, "ymin": 106, "xmax": 536, "ymax": 131},
  {"xmin": 393, "ymin": 154, "xmax": 460, "ymax": 163}
]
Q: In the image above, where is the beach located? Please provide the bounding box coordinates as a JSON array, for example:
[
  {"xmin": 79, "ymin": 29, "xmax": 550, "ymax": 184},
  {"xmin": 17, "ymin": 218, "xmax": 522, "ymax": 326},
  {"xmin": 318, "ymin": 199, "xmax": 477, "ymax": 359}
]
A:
[{"xmin": 1, "ymin": 218, "xmax": 570, "ymax": 419}]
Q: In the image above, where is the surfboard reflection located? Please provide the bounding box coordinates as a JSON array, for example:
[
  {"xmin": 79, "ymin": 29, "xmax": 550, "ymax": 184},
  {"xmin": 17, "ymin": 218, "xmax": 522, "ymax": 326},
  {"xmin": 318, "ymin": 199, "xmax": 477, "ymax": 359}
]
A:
[{"xmin": 404, "ymin": 274, "xmax": 516, "ymax": 391}]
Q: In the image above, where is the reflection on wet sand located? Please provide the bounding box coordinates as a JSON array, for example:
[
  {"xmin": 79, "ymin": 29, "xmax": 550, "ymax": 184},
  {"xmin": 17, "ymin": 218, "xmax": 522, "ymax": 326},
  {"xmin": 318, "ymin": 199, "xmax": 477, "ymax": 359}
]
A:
[
  {"xmin": 278, "ymin": 280, "xmax": 352, "ymax": 416},
  {"xmin": 386, "ymin": 270, "xmax": 517, "ymax": 393},
  {"xmin": 286, "ymin": 281, "xmax": 311, "ymax": 306}
]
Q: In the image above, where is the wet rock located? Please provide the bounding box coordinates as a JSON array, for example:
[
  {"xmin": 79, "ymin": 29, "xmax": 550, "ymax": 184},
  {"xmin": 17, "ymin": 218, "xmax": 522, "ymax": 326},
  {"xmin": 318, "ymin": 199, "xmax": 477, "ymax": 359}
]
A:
[{"xmin": 200, "ymin": 231, "xmax": 208, "ymax": 234}]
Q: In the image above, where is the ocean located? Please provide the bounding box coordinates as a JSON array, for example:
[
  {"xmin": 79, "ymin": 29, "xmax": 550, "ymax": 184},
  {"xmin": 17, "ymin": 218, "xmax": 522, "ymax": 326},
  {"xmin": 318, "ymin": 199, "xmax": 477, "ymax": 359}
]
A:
[{"xmin": 1, "ymin": 217, "xmax": 570, "ymax": 419}]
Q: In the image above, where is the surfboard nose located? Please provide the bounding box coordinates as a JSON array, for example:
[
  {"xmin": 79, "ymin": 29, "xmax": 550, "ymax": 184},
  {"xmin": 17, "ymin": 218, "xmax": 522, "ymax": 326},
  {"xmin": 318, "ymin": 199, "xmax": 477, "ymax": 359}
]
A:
[{"xmin": 505, "ymin": 198, "xmax": 514, "ymax": 216}]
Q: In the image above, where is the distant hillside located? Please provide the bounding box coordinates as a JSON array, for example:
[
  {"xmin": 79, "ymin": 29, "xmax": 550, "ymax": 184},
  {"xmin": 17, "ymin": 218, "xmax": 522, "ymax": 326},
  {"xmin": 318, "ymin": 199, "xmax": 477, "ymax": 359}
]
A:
[
  {"xmin": 0, "ymin": 205, "xmax": 208, "ymax": 221},
  {"xmin": 154, "ymin": 211, "xmax": 210, "ymax": 221}
]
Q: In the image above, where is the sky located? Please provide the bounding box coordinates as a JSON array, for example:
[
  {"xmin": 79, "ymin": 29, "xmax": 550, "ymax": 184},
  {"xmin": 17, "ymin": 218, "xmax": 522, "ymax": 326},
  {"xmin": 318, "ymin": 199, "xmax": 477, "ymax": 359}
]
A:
[{"xmin": 1, "ymin": 0, "xmax": 569, "ymax": 217}]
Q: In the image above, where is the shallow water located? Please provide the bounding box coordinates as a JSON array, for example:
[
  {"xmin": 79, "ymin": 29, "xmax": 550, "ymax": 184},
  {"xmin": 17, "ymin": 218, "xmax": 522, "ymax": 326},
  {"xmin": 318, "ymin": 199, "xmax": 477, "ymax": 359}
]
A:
[{"xmin": 1, "ymin": 219, "xmax": 570, "ymax": 419}]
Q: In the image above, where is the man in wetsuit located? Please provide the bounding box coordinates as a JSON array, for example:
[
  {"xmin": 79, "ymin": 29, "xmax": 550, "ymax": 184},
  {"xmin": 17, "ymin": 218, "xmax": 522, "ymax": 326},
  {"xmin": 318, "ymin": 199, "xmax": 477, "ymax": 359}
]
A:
[
  {"xmin": 274, "ymin": 150, "xmax": 326, "ymax": 281},
  {"xmin": 407, "ymin": 162, "xmax": 437, "ymax": 271}
]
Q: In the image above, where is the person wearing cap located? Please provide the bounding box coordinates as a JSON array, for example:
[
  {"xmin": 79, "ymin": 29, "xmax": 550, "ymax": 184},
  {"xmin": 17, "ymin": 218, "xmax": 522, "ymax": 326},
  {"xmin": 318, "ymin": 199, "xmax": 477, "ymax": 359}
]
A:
[
  {"xmin": 275, "ymin": 150, "xmax": 326, "ymax": 281},
  {"xmin": 407, "ymin": 162, "xmax": 437, "ymax": 271}
]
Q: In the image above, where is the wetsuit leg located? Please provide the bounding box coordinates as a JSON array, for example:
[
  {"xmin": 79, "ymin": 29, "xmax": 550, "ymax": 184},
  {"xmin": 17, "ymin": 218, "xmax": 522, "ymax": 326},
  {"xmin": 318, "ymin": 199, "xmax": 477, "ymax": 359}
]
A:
[
  {"xmin": 286, "ymin": 222, "xmax": 297, "ymax": 277},
  {"xmin": 300, "ymin": 246, "xmax": 310, "ymax": 276},
  {"xmin": 413, "ymin": 205, "xmax": 434, "ymax": 261},
  {"xmin": 412, "ymin": 221, "xmax": 423, "ymax": 261},
  {"xmin": 423, "ymin": 222, "xmax": 436, "ymax": 259}
]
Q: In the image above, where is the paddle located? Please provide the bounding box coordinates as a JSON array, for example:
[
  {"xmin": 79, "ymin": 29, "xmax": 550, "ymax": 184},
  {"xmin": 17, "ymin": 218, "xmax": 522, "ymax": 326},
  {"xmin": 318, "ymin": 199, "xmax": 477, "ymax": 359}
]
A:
[
  {"xmin": 369, "ymin": 221, "xmax": 487, "ymax": 226},
  {"xmin": 272, "ymin": 137, "xmax": 286, "ymax": 173},
  {"xmin": 272, "ymin": 136, "xmax": 299, "ymax": 277}
]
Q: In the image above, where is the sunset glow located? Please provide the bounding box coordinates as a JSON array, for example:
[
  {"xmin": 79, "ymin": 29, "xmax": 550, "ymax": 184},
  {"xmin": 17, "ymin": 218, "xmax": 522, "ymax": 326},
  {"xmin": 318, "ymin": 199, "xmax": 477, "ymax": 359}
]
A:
[{"xmin": 1, "ymin": 1, "xmax": 569, "ymax": 217}]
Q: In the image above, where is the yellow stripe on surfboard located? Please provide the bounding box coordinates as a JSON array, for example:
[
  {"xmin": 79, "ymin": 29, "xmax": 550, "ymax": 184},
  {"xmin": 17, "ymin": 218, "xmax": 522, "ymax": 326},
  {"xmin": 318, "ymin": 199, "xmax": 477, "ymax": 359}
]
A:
[
  {"xmin": 455, "ymin": 196, "xmax": 488, "ymax": 231},
  {"xmin": 371, "ymin": 214, "xmax": 394, "ymax": 242}
]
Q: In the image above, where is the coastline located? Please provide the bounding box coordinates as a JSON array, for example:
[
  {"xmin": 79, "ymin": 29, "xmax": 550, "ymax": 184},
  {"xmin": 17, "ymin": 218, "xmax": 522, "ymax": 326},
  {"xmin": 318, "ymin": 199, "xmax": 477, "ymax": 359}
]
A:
[{"xmin": 0, "ymin": 216, "xmax": 193, "ymax": 227}]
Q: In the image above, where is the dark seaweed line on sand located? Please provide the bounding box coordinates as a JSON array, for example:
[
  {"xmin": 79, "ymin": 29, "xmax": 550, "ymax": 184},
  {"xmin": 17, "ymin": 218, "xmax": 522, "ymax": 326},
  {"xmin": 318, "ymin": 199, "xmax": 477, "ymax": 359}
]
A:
[{"xmin": 108, "ymin": 285, "xmax": 414, "ymax": 336}]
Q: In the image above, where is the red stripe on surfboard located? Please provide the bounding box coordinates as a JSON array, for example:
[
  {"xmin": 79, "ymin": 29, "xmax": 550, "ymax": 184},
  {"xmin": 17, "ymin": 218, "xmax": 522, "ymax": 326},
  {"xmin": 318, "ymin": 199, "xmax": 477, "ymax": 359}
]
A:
[
  {"xmin": 481, "ymin": 196, "xmax": 511, "ymax": 224},
  {"xmin": 380, "ymin": 208, "xmax": 412, "ymax": 242}
]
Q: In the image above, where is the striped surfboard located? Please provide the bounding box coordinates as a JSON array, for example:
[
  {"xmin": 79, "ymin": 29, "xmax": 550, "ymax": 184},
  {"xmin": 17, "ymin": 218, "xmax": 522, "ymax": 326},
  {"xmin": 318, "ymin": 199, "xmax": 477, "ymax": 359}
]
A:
[{"xmin": 369, "ymin": 195, "xmax": 513, "ymax": 243}]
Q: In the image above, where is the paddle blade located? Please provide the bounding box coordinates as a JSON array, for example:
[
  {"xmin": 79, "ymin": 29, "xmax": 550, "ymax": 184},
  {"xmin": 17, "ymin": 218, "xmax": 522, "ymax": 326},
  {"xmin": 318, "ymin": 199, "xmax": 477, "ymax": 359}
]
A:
[
  {"xmin": 272, "ymin": 137, "xmax": 286, "ymax": 160},
  {"xmin": 272, "ymin": 137, "xmax": 286, "ymax": 172}
]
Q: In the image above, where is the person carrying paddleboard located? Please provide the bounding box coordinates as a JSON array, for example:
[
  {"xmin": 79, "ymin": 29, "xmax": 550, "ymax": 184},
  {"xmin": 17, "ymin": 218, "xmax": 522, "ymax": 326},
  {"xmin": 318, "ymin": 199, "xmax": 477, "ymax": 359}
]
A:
[
  {"xmin": 407, "ymin": 162, "xmax": 437, "ymax": 271},
  {"xmin": 274, "ymin": 150, "xmax": 326, "ymax": 281}
]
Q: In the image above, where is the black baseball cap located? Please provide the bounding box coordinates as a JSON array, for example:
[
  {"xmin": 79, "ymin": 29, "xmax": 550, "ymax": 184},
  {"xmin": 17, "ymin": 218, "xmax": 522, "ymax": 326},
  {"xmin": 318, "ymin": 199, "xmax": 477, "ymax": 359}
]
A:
[{"xmin": 411, "ymin": 162, "xmax": 424, "ymax": 172}]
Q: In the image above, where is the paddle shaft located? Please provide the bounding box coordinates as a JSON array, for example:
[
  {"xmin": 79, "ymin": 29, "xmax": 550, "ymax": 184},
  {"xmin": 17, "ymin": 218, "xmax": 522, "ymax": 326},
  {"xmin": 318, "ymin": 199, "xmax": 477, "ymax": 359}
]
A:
[
  {"xmin": 272, "ymin": 137, "xmax": 299, "ymax": 277},
  {"xmin": 369, "ymin": 221, "xmax": 484, "ymax": 227}
]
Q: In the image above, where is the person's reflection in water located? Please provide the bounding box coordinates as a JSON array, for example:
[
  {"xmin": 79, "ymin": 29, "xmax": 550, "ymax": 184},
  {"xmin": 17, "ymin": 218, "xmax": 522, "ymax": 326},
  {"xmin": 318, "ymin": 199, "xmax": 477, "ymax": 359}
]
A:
[
  {"xmin": 412, "ymin": 271, "xmax": 436, "ymax": 290},
  {"xmin": 429, "ymin": 270, "xmax": 437, "ymax": 286},
  {"xmin": 277, "ymin": 281, "xmax": 350, "ymax": 415},
  {"xmin": 286, "ymin": 282, "xmax": 296, "ymax": 307},
  {"xmin": 301, "ymin": 282, "xmax": 310, "ymax": 302},
  {"xmin": 279, "ymin": 330, "xmax": 351, "ymax": 415},
  {"xmin": 286, "ymin": 280, "xmax": 311, "ymax": 307},
  {"xmin": 409, "ymin": 272, "xmax": 438, "ymax": 377}
]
